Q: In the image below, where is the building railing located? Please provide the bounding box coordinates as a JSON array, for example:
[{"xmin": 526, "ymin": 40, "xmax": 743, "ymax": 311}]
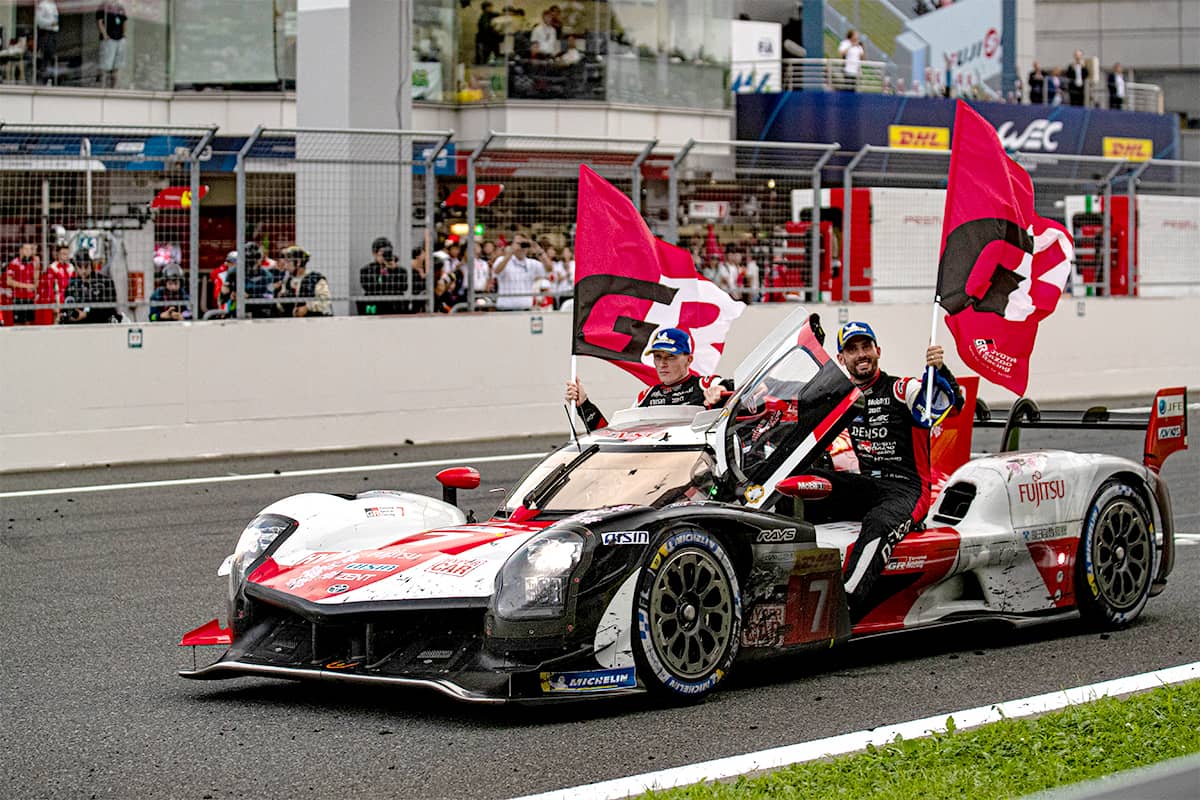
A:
[{"xmin": 1, "ymin": 126, "xmax": 1197, "ymax": 328}]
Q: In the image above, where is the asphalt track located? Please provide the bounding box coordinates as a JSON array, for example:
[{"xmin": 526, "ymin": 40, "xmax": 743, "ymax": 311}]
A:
[{"xmin": 2, "ymin": 398, "xmax": 1197, "ymax": 800}]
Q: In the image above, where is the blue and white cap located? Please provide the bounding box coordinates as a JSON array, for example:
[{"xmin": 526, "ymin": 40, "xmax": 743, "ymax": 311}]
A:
[
  {"xmin": 644, "ymin": 327, "xmax": 693, "ymax": 356},
  {"xmin": 836, "ymin": 321, "xmax": 878, "ymax": 352}
]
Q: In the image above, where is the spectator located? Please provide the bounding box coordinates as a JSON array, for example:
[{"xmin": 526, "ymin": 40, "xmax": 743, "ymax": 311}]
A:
[
  {"xmin": 434, "ymin": 239, "xmax": 466, "ymax": 311},
  {"xmin": 1047, "ymin": 66, "xmax": 1063, "ymax": 106},
  {"xmin": 782, "ymin": 3, "xmax": 805, "ymax": 57},
  {"xmin": 277, "ymin": 245, "xmax": 331, "ymax": 317},
  {"xmin": 61, "ymin": 251, "xmax": 119, "ymax": 324},
  {"xmin": 96, "ymin": 1, "xmax": 127, "ymax": 89},
  {"xmin": 1066, "ymin": 49, "xmax": 1088, "ymax": 106},
  {"xmin": 470, "ymin": 240, "xmax": 495, "ymax": 302},
  {"xmin": 475, "ymin": 1, "xmax": 504, "ymax": 64},
  {"xmin": 492, "ymin": 234, "xmax": 548, "ymax": 311},
  {"xmin": 406, "ymin": 246, "xmax": 430, "ymax": 313},
  {"xmin": 36, "ymin": 0, "xmax": 59, "ymax": 84},
  {"xmin": 148, "ymin": 263, "xmax": 191, "ymax": 321},
  {"xmin": 34, "ymin": 244, "xmax": 73, "ymax": 325},
  {"xmin": 837, "ymin": 29, "xmax": 864, "ymax": 91},
  {"xmin": 924, "ymin": 66, "xmax": 941, "ymax": 98},
  {"xmin": 359, "ymin": 236, "xmax": 407, "ymax": 315},
  {"xmin": 5, "ymin": 243, "xmax": 38, "ymax": 325},
  {"xmin": 551, "ymin": 245, "xmax": 574, "ymax": 306},
  {"xmin": 1027, "ymin": 61, "xmax": 1045, "ymax": 104},
  {"xmin": 241, "ymin": 242, "xmax": 277, "ymax": 317},
  {"xmin": 1108, "ymin": 62, "xmax": 1125, "ymax": 110},
  {"xmin": 202, "ymin": 251, "xmax": 235, "ymax": 317},
  {"xmin": 531, "ymin": 5, "xmax": 561, "ymax": 57},
  {"xmin": 557, "ymin": 34, "xmax": 583, "ymax": 66}
]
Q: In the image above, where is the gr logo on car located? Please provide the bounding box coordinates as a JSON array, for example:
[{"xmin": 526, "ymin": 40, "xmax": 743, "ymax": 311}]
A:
[
  {"xmin": 755, "ymin": 527, "xmax": 797, "ymax": 544},
  {"xmin": 602, "ymin": 530, "xmax": 650, "ymax": 545}
]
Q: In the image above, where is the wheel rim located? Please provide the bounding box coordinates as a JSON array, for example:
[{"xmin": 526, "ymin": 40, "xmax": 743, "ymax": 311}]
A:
[
  {"xmin": 1092, "ymin": 499, "xmax": 1152, "ymax": 608},
  {"xmin": 648, "ymin": 548, "xmax": 734, "ymax": 679}
]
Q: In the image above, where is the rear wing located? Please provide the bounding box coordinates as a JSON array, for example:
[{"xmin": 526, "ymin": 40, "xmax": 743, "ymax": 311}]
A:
[{"xmin": 974, "ymin": 387, "xmax": 1189, "ymax": 474}]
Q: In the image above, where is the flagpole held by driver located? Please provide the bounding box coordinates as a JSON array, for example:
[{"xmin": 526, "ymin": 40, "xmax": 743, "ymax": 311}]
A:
[{"xmin": 924, "ymin": 301, "xmax": 940, "ymax": 425}]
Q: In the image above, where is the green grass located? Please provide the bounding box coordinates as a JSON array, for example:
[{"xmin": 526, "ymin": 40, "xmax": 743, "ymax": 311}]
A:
[
  {"xmin": 828, "ymin": 0, "xmax": 906, "ymax": 58},
  {"xmin": 643, "ymin": 680, "xmax": 1200, "ymax": 800}
]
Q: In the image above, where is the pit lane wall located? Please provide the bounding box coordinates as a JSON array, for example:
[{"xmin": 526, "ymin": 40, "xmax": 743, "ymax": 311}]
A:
[{"xmin": 3, "ymin": 298, "xmax": 1199, "ymax": 472}]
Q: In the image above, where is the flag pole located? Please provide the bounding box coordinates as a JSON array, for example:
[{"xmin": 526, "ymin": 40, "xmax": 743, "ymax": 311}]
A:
[{"xmin": 924, "ymin": 299, "xmax": 940, "ymax": 425}]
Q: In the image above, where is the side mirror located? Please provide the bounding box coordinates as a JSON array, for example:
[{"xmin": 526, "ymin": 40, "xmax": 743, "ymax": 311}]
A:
[
  {"xmin": 436, "ymin": 467, "xmax": 481, "ymax": 506},
  {"xmin": 776, "ymin": 474, "xmax": 832, "ymax": 501}
]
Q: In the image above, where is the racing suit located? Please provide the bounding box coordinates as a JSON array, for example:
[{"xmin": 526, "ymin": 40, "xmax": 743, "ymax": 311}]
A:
[
  {"xmin": 809, "ymin": 366, "xmax": 960, "ymax": 622},
  {"xmin": 575, "ymin": 374, "xmax": 721, "ymax": 432}
]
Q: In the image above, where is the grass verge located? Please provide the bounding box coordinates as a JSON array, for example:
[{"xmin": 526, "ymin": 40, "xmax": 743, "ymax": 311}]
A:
[{"xmin": 645, "ymin": 680, "xmax": 1200, "ymax": 800}]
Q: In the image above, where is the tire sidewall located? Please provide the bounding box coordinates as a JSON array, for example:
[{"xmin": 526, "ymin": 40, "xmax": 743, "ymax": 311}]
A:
[
  {"xmin": 633, "ymin": 527, "xmax": 741, "ymax": 698},
  {"xmin": 1077, "ymin": 481, "xmax": 1155, "ymax": 626}
]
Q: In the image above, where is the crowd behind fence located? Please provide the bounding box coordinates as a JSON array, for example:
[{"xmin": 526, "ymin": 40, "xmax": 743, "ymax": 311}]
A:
[{"xmin": 2, "ymin": 124, "xmax": 1198, "ymax": 327}]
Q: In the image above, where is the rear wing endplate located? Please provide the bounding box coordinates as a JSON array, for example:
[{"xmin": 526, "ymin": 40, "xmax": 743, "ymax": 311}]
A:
[{"xmin": 974, "ymin": 387, "xmax": 1188, "ymax": 474}]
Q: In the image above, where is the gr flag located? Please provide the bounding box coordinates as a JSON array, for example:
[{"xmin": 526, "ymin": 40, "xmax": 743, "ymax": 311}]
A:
[
  {"xmin": 936, "ymin": 101, "xmax": 1074, "ymax": 396},
  {"xmin": 572, "ymin": 165, "xmax": 745, "ymax": 385}
]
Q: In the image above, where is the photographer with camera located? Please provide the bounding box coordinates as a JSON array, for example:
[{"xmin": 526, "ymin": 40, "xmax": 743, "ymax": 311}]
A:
[
  {"xmin": 5, "ymin": 243, "xmax": 39, "ymax": 326},
  {"xmin": 148, "ymin": 262, "xmax": 192, "ymax": 321},
  {"xmin": 492, "ymin": 233, "xmax": 550, "ymax": 311},
  {"xmin": 359, "ymin": 235, "xmax": 409, "ymax": 315}
]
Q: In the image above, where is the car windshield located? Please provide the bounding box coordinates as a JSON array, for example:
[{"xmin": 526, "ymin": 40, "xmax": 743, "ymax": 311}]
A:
[{"xmin": 502, "ymin": 447, "xmax": 715, "ymax": 514}]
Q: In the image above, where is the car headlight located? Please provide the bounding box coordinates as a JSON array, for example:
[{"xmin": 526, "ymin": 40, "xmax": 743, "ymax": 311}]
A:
[
  {"xmin": 229, "ymin": 514, "xmax": 295, "ymax": 581},
  {"xmin": 494, "ymin": 529, "xmax": 584, "ymax": 620}
]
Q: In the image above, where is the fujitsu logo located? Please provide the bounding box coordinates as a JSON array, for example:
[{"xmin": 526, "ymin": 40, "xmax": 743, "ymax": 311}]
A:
[
  {"xmin": 996, "ymin": 120, "xmax": 1063, "ymax": 152},
  {"xmin": 1017, "ymin": 477, "xmax": 1065, "ymax": 506}
]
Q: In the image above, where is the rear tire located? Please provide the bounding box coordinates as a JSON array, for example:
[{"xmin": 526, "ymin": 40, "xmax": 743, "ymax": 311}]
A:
[
  {"xmin": 632, "ymin": 527, "xmax": 741, "ymax": 701},
  {"xmin": 1076, "ymin": 480, "xmax": 1155, "ymax": 628}
]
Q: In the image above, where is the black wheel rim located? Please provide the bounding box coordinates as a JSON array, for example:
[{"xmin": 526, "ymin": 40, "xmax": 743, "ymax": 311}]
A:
[
  {"xmin": 648, "ymin": 548, "xmax": 734, "ymax": 679},
  {"xmin": 1092, "ymin": 498, "xmax": 1152, "ymax": 608}
]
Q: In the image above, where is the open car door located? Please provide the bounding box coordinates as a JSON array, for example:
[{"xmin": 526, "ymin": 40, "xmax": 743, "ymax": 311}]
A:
[{"xmin": 710, "ymin": 308, "xmax": 861, "ymax": 509}]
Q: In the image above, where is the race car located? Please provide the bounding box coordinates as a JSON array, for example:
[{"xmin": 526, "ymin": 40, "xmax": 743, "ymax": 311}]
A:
[{"xmin": 180, "ymin": 308, "xmax": 1188, "ymax": 702}]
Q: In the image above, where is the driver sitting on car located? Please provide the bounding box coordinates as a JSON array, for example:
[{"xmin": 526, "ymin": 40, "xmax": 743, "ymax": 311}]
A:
[
  {"xmin": 565, "ymin": 327, "xmax": 726, "ymax": 432},
  {"xmin": 806, "ymin": 321, "xmax": 963, "ymax": 623}
]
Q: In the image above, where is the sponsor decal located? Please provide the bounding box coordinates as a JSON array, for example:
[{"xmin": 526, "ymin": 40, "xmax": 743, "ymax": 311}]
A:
[
  {"xmin": 884, "ymin": 554, "xmax": 928, "ymax": 572},
  {"xmin": 601, "ymin": 530, "xmax": 650, "ymax": 546},
  {"xmin": 1017, "ymin": 476, "xmax": 1066, "ymax": 507},
  {"xmin": 416, "ymin": 649, "xmax": 455, "ymax": 660},
  {"xmin": 1163, "ymin": 219, "xmax": 1199, "ymax": 231},
  {"xmin": 742, "ymin": 603, "xmax": 786, "ymax": 647},
  {"xmin": 996, "ymin": 119, "xmax": 1063, "ymax": 153},
  {"xmin": 540, "ymin": 667, "xmax": 637, "ymax": 693},
  {"xmin": 326, "ymin": 584, "xmax": 350, "ymax": 594},
  {"xmin": 1102, "ymin": 137, "xmax": 1152, "ymax": 162},
  {"xmin": 1021, "ymin": 524, "xmax": 1070, "ymax": 543},
  {"xmin": 324, "ymin": 660, "xmax": 359, "ymax": 670},
  {"xmin": 364, "ymin": 506, "xmax": 400, "ymax": 518},
  {"xmin": 1158, "ymin": 394, "xmax": 1185, "ymax": 418},
  {"xmin": 1158, "ymin": 425, "xmax": 1183, "ymax": 440},
  {"xmin": 344, "ymin": 563, "xmax": 399, "ymax": 572},
  {"xmin": 561, "ymin": 505, "xmax": 639, "ymax": 526},
  {"xmin": 744, "ymin": 484, "xmax": 765, "ymax": 503},
  {"xmin": 970, "ymin": 337, "xmax": 1019, "ymax": 378},
  {"xmin": 426, "ymin": 558, "xmax": 486, "ymax": 577},
  {"xmin": 888, "ymin": 125, "xmax": 950, "ymax": 151},
  {"xmin": 755, "ymin": 528, "xmax": 798, "ymax": 544}
]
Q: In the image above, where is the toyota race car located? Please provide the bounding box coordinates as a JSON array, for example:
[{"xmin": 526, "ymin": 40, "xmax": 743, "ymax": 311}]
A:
[{"xmin": 180, "ymin": 309, "xmax": 1189, "ymax": 702}]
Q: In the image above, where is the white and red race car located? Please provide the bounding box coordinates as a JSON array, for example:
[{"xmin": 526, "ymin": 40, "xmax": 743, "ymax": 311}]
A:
[{"xmin": 180, "ymin": 309, "xmax": 1188, "ymax": 702}]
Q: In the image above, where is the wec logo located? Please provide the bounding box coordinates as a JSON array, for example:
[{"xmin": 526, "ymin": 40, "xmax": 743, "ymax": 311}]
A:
[{"xmin": 996, "ymin": 119, "xmax": 1063, "ymax": 152}]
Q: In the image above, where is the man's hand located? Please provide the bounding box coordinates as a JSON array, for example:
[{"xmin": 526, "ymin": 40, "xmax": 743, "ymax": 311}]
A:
[
  {"xmin": 565, "ymin": 378, "xmax": 588, "ymax": 406},
  {"xmin": 702, "ymin": 379, "xmax": 724, "ymax": 407},
  {"xmin": 926, "ymin": 344, "xmax": 945, "ymax": 370}
]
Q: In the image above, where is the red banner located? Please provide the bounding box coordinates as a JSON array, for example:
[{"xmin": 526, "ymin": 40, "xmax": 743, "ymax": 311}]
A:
[
  {"xmin": 936, "ymin": 101, "xmax": 1074, "ymax": 396},
  {"xmin": 572, "ymin": 166, "xmax": 745, "ymax": 385}
]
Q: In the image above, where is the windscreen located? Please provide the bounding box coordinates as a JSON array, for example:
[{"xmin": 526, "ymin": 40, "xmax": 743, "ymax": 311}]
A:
[{"xmin": 503, "ymin": 448, "xmax": 714, "ymax": 513}]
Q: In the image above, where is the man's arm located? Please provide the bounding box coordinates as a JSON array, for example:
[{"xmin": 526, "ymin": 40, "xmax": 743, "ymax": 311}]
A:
[{"xmin": 565, "ymin": 378, "xmax": 608, "ymax": 431}]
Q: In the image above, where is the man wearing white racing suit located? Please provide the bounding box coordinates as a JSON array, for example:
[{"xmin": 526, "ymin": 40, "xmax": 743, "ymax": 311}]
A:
[
  {"xmin": 565, "ymin": 327, "xmax": 725, "ymax": 432},
  {"xmin": 810, "ymin": 321, "xmax": 962, "ymax": 623}
]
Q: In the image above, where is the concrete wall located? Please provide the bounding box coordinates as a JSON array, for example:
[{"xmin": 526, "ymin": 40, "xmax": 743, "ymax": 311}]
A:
[{"xmin": 4, "ymin": 299, "xmax": 1199, "ymax": 473}]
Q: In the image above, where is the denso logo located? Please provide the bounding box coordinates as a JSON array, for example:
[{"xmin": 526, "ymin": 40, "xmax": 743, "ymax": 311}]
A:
[
  {"xmin": 602, "ymin": 530, "xmax": 650, "ymax": 545},
  {"xmin": 755, "ymin": 528, "xmax": 797, "ymax": 544},
  {"xmin": 1017, "ymin": 478, "xmax": 1066, "ymax": 506},
  {"xmin": 996, "ymin": 120, "xmax": 1063, "ymax": 152}
]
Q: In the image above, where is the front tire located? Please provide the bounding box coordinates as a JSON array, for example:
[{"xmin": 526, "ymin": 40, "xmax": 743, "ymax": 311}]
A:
[
  {"xmin": 633, "ymin": 527, "xmax": 741, "ymax": 700},
  {"xmin": 1076, "ymin": 480, "xmax": 1155, "ymax": 628}
]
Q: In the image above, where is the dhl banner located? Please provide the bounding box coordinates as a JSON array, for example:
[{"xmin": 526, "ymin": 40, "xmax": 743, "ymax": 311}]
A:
[
  {"xmin": 889, "ymin": 125, "xmax": 950, "ymax": 150},
  {"xmin": 1103, "ymin": 137, "xmax": 1153, "ymax": 162}
]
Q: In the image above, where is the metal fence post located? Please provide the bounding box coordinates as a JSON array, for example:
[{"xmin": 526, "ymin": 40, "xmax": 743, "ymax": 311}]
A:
[
  {"xmin": 811, "ymin": 144, "xmax": 838, "ymax": 301},
  {"xmin": 631, "ymin": 138, "xmax": 657, "ymax": 213},
  {"xmin": 467, "ymin": 131, "xmax": 495, "ymax": 313},
  {"xmin": 234, "ymin": 126, "xmax": 264, "ymax": 320},
  {"xmin": 189, "ymin": 126, "xmax": 217, "ymax": 321},
  {"xmin": 423, "ymin": 130, "xmax": 453, "ymax": 305},
  {"xmin": 1127, "ymin": 160, "xmax": 1151, "ymax": 296},
  {"xmin": 667, "ymin": 139, "xmax": 696, "ymax": 246},
  {"xmin": 843, "ymin": 146, "xmax": 872, "ymax": 303},
  {"xmin": 1099, "ymin": 161, "xmax": 1124, "ymax": 294}
]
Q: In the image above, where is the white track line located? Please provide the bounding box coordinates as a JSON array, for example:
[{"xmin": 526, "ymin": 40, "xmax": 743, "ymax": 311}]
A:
[
  {"xmin": 0, "ymin": 452, "xmax": 545, "ymax": 499},
  {"xmin": 510, "ymin": 662, "xmax": 1200, "ymax": 800}
]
